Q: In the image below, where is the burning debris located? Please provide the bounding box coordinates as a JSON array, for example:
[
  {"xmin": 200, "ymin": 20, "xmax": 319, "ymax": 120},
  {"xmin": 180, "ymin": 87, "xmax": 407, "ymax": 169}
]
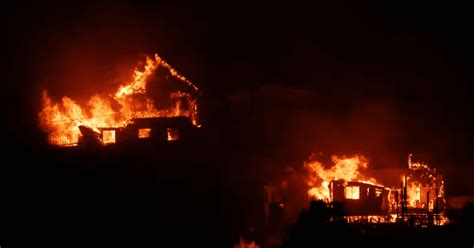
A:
[
  {"xmin": 399, "ymin": 154, "xmax": 448, "ymax": 225},
  {"xmin": 405, "ymin": 154, "xmax": 446, "ymax": 210},
  {"xmin": 39, "ymin": 54, "xmax": 199, "ymax": 147},
  {"xmin": 234, "ymin": 237, "xmax": 260, "ymax": 248}
]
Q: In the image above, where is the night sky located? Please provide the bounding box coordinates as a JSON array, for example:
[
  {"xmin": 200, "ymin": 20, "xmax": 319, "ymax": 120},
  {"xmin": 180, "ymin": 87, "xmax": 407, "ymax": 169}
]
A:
[
  {"xmin": 2, "ymin": 2, "xmax": 474, "ymax": 247},
  {"xmin": 2, "ymin": 1, "xmax": 474, "ymax": 193}
]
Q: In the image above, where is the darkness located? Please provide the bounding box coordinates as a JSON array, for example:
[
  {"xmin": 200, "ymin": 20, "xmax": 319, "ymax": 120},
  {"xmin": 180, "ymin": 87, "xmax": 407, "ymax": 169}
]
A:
[{"xmin": 1, "ymin": 0, "xmax": 474, "ymax": 246}]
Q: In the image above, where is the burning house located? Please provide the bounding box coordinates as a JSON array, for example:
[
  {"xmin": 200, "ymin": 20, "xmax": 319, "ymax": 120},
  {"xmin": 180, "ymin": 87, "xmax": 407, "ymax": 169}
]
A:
[
  {"xmin": 330, "ymin": 180, "xmax": 390, "ymax": 216},
  {"xmin": 277, "ymin": 153, "xmax": 450, "ymax": 226},
  {"xmin": 39, "ymin": 53, "xmax": 199, "ymax": 147}
]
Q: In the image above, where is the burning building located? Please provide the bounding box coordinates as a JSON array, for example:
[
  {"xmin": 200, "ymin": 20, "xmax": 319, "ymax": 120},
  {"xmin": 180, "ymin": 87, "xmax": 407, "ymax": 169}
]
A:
[
  {"xmin": 301, "ymin": 153, "xmax": 448, "ymax": 225},
  {"xmin": 330, "ymin": 180, "xmax": 390, "ymax": 216},
  {"xmin": 397, "ymin": 154, "xmax": 448, "ymax": 226},
  {"xmin": 39, "ymin": 53, "xmax": 199, "ymax": 147}
]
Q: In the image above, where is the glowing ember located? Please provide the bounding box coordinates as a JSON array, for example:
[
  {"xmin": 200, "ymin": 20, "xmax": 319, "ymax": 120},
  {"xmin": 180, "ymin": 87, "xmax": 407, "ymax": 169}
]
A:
[
  {"xmin": 305, "ymin": 154, "xmax": 379, "ymax": 201},
  {"xmin": 344, "ymin": 215, "xmax": 397, "ymax": 223},
  {"xmin": 233, "ymin": 237, "xmax": 260, "ymax": 248},
  {"xmin": 39, "ymin": 53, "xmax": 199, "ymax": 146},
  {"xmin": 102, "ymin": 130, "xmax": 116, "ymax": 144}
]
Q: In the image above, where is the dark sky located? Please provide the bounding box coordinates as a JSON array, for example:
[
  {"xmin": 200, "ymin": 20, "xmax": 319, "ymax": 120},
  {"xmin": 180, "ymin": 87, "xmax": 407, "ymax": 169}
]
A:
[
  {"xmin": 3, "ymin": 5, "xmax": 474, "ymax": 247},
  {"xmin": 2, "ymin": 1, "xmax": 474, "ymax": 184}
]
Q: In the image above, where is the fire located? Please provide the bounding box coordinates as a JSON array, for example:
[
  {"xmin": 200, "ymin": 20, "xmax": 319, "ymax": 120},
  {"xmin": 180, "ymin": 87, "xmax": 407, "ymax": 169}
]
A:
[
  {"xmin": 404, "ymin": 154, "xmax": 446, "ymax": 211},
  {"xmin": 301, "ymin": 153, "xmax": 449, "ymax": 226},
  {"xmin": 406, "ymin": 181, "xmax": 421, "ymax": 207},
  {"xmin": 305, "ymin": 154, "xmax": 379, "ymax": 201},
  {"xmin": 166, "ymin": 128, "xmax": 180, "ymax": 141},
  {"xmin": 138, "ymin": 128, "xmax": 151, "ymax": 139},
  {"xmin": 102, "ymin": 130, "xmax": 116, "ymax": 144},
  {"xmin": 344, "ymin": 214, "xmax": 397, "ymax": 223},
  {"xmin": 39, "ymin": 53, "xmax": 199, "ymax": 146},
  {"xmin": 233, "ymin": 237, "xmax": 260, "ymax": 248}
]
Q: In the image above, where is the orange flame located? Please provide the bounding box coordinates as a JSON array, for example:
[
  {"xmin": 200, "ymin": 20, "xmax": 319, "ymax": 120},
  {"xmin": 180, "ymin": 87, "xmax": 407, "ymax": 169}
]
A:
[
  {"xmin": 233, "ymin": 237, "xmax": 260, "ymax": 248},
  {"xmin": 405, "ymin": 154, "xmax": 446, "ymax": 212},
  {"xmin": 39, "ymin": 53, "xmax": 199, "ymax": 146},
  {"xmin": 305, "ymin": 154, "xmax": 379, "ymax": 201},
  {"xmin": 303, "ymin": 153, "xmax": 448, "ymax": 225}
]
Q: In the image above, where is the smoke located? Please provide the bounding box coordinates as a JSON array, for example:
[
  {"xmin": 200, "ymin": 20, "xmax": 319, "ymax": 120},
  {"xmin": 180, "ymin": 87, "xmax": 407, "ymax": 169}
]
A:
[{"xmin": 227, "ymin": 85, "xmax": 405, "ymax": 170}]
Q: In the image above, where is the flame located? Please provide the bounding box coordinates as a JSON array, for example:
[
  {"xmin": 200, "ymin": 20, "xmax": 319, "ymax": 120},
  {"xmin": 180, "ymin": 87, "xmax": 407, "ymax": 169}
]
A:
[
  {"xmin": 102, "ymin": 130, "xmax": 116, "ymax": 144},
  {"xmin": 402, "ymin": 154, "xmax": 449, "ymax": 225},
  {"xmin": 166, "ymin": 128, "xmax": 180, "ymax": 141},
  {"xmin": 344, "ymin": 215, "xmax": 397, "ymax": 223},
  {"xmin": 39, "ymin": 53, "xmax": 199, "ymax": 146},
  {"xmin": 233, "ymin": 237, "xmax": 260, "ymax": 248},
  {"xmin": 405, "ymin": 154, "xmax": 446, "ymax": 210},
  {"xmin": 302, "ymin": 153, "xmax": 448, "ymax": 225},
  {"xmin": 138, "ymin": 128, "xmax": 151, "ymax": 138},
  {"xmin": 305, "ymin": 154, "xmax": 379, "ymax": 201}
]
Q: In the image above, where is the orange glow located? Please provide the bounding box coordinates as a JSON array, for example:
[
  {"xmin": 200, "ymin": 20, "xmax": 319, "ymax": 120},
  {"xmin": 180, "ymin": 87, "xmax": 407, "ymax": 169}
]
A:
[
  {"xmin": 405, "ymin": 154, "xmax": 446, "ymax": 212},
  {"xmin": 303, "ymin": 153, "xmax": 448, "ymax": 226},
  {"xmin": 39, "ymin": 53, "xmax": 199, "ymax": 146},
  {"xmin": 344, "ymin": 215, "xmax": 397, "ymax": 223},
  {"xmin": 345, "ymin": 186, "xmax": 360, "ymax": 199},
  {"xmin": 102, "ymin": 130, "xmax": 116, "ymax": 144},
  {"xmin": 138, "ymin": 128, "xmax": 151, "ymax": 138},
  {"xmin": 234, "ymin": 237, "xmax": 260, "ymax": 248},
  {"xmin": 438, "ymin": 215, "xmax": 450, "ymax": 225},
  {"xmin": 305, "ymin": 155, "xmax": 379, "ymax": 201},
  {"xmin": 167, "ymin": 128, "xmax": 179, "ymax": 141}
]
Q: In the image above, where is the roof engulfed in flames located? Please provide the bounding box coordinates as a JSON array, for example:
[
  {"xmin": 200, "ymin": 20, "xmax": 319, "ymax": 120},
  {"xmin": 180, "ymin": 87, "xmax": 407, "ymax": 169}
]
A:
[
  {"xmin": 39, "ymin": 53, "xmax": 199, "ymax": 146},
  {"xmin": 305, "ymin": 154, "xmax": 379, "ymax": 201}
]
